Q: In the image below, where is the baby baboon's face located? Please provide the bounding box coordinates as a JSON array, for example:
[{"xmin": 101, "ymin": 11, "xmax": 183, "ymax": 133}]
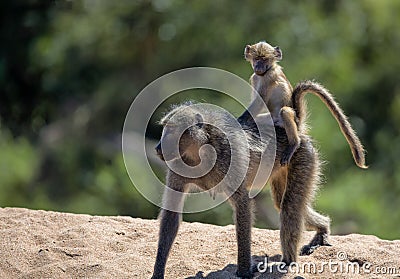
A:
[{"xmin": 244, "ymin": 41, "xmax": 282, "ymax": 76}]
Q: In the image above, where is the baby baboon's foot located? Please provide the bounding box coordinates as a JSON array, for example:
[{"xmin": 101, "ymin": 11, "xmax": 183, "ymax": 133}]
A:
[
  {"xmin": 300, "ymin": 233, "xmax": 332, "ymax": 256},
  {"xmin": 280, "ymin": 147, "xmax": 295, "ymax": 166}
]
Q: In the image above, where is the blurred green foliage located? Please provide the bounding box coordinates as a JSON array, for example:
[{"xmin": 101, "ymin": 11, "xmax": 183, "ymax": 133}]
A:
[{"xmin": 0, "ymin": 0, "xmax": 399, "ymax": 239}]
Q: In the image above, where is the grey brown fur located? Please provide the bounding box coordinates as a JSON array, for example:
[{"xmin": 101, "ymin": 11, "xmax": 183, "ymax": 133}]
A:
[
  {"xmin": 268, "ymin": 125, "xmax": 332, "ymax": 264},
  {"xmin": 292, "ymin": 80, "xmax": 367, "ymax": 168}
]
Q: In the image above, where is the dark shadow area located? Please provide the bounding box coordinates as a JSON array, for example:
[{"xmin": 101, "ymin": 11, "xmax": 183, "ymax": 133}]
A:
[{"xmin": 186, "ymin": 254, "xmax": 290, "ymax": 279}]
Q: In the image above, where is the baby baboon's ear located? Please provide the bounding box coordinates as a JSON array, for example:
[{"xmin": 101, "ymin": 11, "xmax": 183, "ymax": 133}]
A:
[
  {"xmin": 195, "ymin": 113, "xmax": 204, "ymax": 128},
  {"xmin": 244, "ymin": 45, "xmax": 251, "ymax": 59},
  {"xmin": 274, "ymin": 46, "xmax": 282, "ymax": 60}
]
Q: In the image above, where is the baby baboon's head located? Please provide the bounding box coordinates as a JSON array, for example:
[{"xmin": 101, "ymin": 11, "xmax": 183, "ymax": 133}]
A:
[{"xmin": 244, "ymin": 41, "xmax": 282, "ymax": 76}]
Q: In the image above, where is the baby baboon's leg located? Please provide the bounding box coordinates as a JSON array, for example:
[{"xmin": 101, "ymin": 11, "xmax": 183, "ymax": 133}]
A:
[
  {"xmin": 300, "ymin": 206, "xmax": 332, "ymax": 256},
  {"xmin": 229, "ymin": 186, "xmax": 253, "ymax": 278},
  {"xmin": 152, "ymin": 183, "xmax": 187, "ymax": 279},
  {"xmin": 279, "ymin": 171, "xmax": 308, "ymax": 264},
  {"xmin": 280, "ymin": 107, "xmax": 300, "ymax": 166}
]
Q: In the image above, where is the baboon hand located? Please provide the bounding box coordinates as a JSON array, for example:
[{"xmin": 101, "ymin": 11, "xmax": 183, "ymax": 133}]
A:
[{"xmin": 238, "ymin": 110, "xmax": 252, "ymax": 125}]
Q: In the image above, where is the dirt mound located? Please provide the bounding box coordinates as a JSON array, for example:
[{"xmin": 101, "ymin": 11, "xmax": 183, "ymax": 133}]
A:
[{"xmin": 0, "ymin": 207, "xmax": 399, "ymax": 278}]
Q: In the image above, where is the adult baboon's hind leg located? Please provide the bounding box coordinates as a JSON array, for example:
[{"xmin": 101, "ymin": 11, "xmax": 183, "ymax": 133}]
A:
[
  {"xmin": 279, "ymin": 171, "xmax": 309, "ymax": 264},
  {"xmin": 300, "ymin": 206, "xmax": 332, "ymax": 256}
]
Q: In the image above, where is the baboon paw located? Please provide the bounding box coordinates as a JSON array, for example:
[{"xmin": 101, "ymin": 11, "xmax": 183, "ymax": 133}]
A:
[
  {"xmin": 236, "ymin": 270, "xmax": 253, "ymax": 278},
  {"xmin": 237, "ymin": 111, "xmax": 252, "ymax": 125},
  {"xmin": 300, "ymin": 244, "xmax": 318, "ymax": 256},
  {"xmin": 321, "ymin": 240, "xmax": 332, "ymax": 247}
]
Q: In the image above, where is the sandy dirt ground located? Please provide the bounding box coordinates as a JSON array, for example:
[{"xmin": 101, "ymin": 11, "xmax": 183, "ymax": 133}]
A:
[{"xmin": 0, "ymin": 207, "xmax": 399, "ymax": 279}]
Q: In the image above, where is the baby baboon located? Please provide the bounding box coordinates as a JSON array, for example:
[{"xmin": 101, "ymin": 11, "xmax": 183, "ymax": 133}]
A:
[
  {"xmin": 151, "ymin": 103, "xmax": 269, "ymax": 279},
  {"xmin": 237, "ymin": 41, "xmax": 367, "ymax": 264},
  {"xmin": 239, "ymin": 41, "xmax": 367, "ymax": 169}
]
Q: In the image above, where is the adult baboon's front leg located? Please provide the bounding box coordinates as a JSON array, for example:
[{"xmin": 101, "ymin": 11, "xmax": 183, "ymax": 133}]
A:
[
  {"xmin": 151, "ymin": 209, "xmax": 181, "ymax": 279},
  {"xmin": 151, "ymin": 183, "xmax": 186, "ymax": 279},
  {"xmin": 229, "ymin": 187, "xmax": 253, "ymax": 278}
]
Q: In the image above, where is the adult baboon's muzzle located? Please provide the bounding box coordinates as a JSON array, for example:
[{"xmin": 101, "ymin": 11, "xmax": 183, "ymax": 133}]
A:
[{"xmin": 155, "ymin": 142, "xmax": 165, "ymax": 161}]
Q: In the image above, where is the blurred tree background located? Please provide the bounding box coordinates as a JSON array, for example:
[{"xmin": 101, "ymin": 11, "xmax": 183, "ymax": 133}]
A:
[{"xmin": 1, "ymin": 0, "xmax": 399, "ymax": 239}]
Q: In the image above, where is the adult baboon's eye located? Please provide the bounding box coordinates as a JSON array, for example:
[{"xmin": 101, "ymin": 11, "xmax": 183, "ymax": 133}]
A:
[
  {"xmin": 166, "ymin": 124, "xmax": 181, "ymax": 134},
  {"xmin": 165, "ymin": 124, "xmax": 176, "ymax": 130}
]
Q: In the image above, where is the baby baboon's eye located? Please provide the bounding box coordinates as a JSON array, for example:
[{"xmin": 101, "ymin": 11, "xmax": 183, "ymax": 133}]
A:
[{"xmin": 255, "ymin": 56, "xmax": 266, "ymax": 62}]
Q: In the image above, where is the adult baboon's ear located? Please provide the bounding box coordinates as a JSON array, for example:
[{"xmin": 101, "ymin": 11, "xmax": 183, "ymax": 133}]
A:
[
  {"xmin": 274, "ymin": 46, "xmax": 282, "ymax": 60},
  {"xmin": 195, "ymin": 113, "xmax": 203, "ymax": 128}
]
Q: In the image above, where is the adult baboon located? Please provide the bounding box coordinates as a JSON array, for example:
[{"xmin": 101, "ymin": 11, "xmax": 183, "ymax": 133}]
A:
[
  {"xmin": 152, "ymin": 103, "xmax": 269, "ymax": 278},
  {"xmin": 151, "ymin": 101, "xmax": 340, "ymax": 278}
]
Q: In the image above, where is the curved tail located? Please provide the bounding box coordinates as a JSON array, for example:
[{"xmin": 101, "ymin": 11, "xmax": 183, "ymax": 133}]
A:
[{"xmin": 292, "ymin": 80, "xmax": 367, "ymax": 169}]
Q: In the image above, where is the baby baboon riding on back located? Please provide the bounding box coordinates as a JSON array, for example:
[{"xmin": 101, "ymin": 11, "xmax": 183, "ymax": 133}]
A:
[{"xmin": 239, "ymin": 41, "xmax": 367, "ymax": 169}]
